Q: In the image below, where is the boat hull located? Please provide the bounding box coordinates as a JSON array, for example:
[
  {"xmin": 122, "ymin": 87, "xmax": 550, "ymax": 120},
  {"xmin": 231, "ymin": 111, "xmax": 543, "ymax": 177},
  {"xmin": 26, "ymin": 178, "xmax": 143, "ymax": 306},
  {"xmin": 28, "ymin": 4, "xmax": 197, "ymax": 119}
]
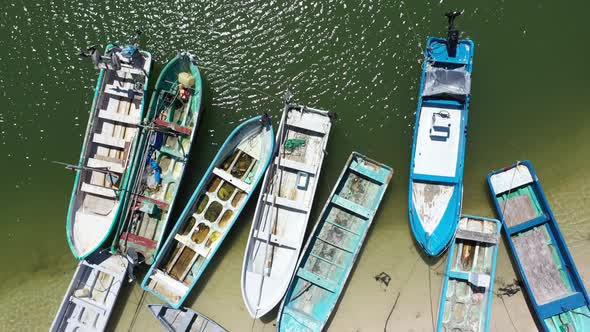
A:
[
  {"xmin": 113, "ymin": 53, "xmax": 203, "ymax": 265},
  {"xmin": 142, "ymin": 115, "xmax": 274, "ymax": 308},
  {"xmin": 277, "ymin": 152, "xmax": 393, "ymax": 332},
  {"xmin": 50, "ymin": 253, "xmax": 128, "ymax": 332},
  {"xmin": 148, "ymin": 304, "xmax": 227, "ymax": 332},
  {"xmin": 408, "ymin": 36, "xmax": 474, "ymax": 256},
  {"xmin": 241, "ymin": 104, "xmax": 333, "ymax": 318},
  {"xmin": 487, "ymin": 161, "xmax": 590, "ymax": 331},
  {"xmin": 436, "ymin": 215, "xmax": 501, "ymax": 332}
]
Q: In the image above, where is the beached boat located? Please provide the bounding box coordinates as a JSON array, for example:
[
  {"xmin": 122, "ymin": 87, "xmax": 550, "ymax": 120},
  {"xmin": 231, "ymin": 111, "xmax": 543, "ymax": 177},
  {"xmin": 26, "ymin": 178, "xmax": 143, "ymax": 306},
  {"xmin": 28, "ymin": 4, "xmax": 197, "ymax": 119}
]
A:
[
  {"xmin": 142, "ymin": 115, "xmax": 274, "ymax": 308},
  {"xmin": 241, "ymin": 103, "xmax": 333, "ymax": 318},
  {"xmin": 112, "ymin": 52, "xmax": 203, "ymax": 265},
  {"xmin": 148, "ymin": 304, "xmax": 227, "ymax": 332},
  {"xmin": 408, "ymin": 12, "xmax": 474, "ymax": 256},
  {"xmin": 277, "ymin": 152, "xmax": 393, "ymax": 332},
  {"xmin": 50, "ymin": 253, "xmax": 128, "ymax": 332},
  {"xmin": 66, "ymin": 40, "xmax": 152, "ymax": 259},
  {"xmin": 436, "ymin": 215, "xmax": 501, "ymax": 332},
  {"xmin": 487, "ymin": 161, "xmax": 590, "ymax": 331}
]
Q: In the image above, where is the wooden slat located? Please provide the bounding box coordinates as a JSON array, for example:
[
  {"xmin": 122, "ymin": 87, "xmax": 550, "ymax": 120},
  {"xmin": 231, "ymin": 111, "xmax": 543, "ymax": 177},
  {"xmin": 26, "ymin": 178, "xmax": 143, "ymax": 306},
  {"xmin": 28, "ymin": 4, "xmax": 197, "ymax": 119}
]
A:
[
  {"xmin": 87, "ymin": 157, "xmax": 124, "ymax": 174},
  {"xmin": 93, "ymin": 133, "xmax": 127, "ymax": 149},
  {"xmin": 253, "ymin": 229, "xmax": 299, "ymax": 249},
  {"xmin": 264, "ymin": 194, "xmax": 308, "ymax": 213},
  {"xmin": 212, "ymin": 168, "xmax": 251, "ymax": 193},
  {"xmin": 98, "ymin": 109, "xmax": 140, "ymax": 125},
  {"xmin": 154, "ymin": 119, "xmax": 192, "ymax": 136},
  {"xmin": 330, "ymin": 195, "xmax": 372, "ymax": 219},
  {"xmin": 296, "ymin": 268, "xmax": 338, "ymax": 293},
  {"xmin": 276, "ymin": 158, "xmax": 316, "ymax": 175},
  {"xmin": 455, "ymin": 229, "xmax": 499, "ymax": 244},
  {"xmin": 350, "ymin": 161, "xmax": 387, "ymax": 184},
  {"xmin": 81, "ymin": 182, "xmax": 117, "ymax": 198}
]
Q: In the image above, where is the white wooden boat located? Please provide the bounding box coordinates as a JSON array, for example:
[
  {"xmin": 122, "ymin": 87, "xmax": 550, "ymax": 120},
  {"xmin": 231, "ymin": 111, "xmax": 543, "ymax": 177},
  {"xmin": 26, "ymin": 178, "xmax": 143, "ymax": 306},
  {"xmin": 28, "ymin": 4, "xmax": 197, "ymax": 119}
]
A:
[
  {"xmin": 142, "ymin": 115, "xmax": 274, "ymax": 308},
  {"xmin": 66, "ymin": 42, "xmax": 152, "ymax": 259},
  {"xmin": 148, "ymin": 304, "xmax": 227, "ymax": 332},
  {"xmin": 50, "ymin": 253, "xmax": 128, "ymax": 332},
  {"xmin": 241, "ymin": 103, "xmax": 333, "ymax": 318}
]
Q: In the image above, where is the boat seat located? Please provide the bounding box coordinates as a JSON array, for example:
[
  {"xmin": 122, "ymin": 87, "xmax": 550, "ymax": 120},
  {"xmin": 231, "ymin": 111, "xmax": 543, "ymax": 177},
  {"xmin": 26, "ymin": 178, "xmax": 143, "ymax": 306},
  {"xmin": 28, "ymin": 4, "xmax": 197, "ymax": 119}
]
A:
[
  {"xmin": 136, "ymin": 195, "xmax": 170, "ymax": 210},
  {"xmin": 87, "ymin": 157, "xmax": 124, "ymax": 174},
  {"xmin": 263, "ymin": 194, "xmax": 308, "ymax": 213},
  {"xmin": 275, "ymin": 158, "xmax": 316, "ymax": 175},
  {"xmin": 81, "ymin": 182, "xmax": 117, "ymax": 198},
  {"xmin": 330, "ymin": 195, "xmax": 372, "ymax": 219},
  {"xmin": 253, "ymin": 229, "xmax": 298, "ymax": 249},
  {"xmin": 173, "ymin": 234, "xmax": 211, "ymax": 258},
  {"xmin": 287, "ymin": 119, "xmax": 327, "ymax": 135},
  {"xmin": 68, "ymin": 295, "xmax": 107, "ymax": 316},
  {"xmin": 455, "ymin": 229, "xmax": 499, "ymax": 244},
  {"xmin": 98, "ymin": 108, "xmax": 140, "ymax": 125},
  {"xmin": 212, "ymin": 168, "xmax": 250, "ymax": 193},
  {"xmin": 350, "ymin": 161, "xmax": 388, "ymax": 184},
  {"xmin": 296, "ymin": 267, "xmax": 338, "ymax": 293},
  {"xmin": 80, "ymin": 261, "xmax": 120, "ymax": 278},
  {"xmin": 118, "ymin": 64, "xmax": 145, "ymax": 76},
  {"xmin": 104, "ymin": 84, "xmax": 143, "ymax": 99},
  {"xmin": 153, "ymin": 119, "xmax": 192, "ymax": 135},
  {"xmin": 92, "ymin": 133, "xmax": 127, "ymax": 149}
]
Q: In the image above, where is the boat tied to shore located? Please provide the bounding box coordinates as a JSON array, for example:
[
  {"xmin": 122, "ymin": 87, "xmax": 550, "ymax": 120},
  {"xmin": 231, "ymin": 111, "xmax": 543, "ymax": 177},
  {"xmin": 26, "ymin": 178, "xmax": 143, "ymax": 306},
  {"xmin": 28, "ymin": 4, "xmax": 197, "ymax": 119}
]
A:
[
  {"xmin": 241, "ymin": 97, "xmax": 334, "ymax": 318},
  {"xmin": 408, "ymin": 12, "xmax": 474, "ymax": 256},
  {"xmin": 488, "ymin": 161, "xmax": 590, "ymax": 331},
  {"xmin": 142, "ymin": 114, "xmax": 274, "ymax": 308},
  {"xmin": 277, "ymin": 152, "xmax": 393, "ymax": 332},
  {"xmin": 112, "ymin": 52, "xmax": 203, "ymax": 266},
  {"xmin": 436, "ymin": 215, "xmax": 501, "ymax": 332},
  {"xmin": 65, "ymin": 31, "xmax": 152, "ymax": 260}
]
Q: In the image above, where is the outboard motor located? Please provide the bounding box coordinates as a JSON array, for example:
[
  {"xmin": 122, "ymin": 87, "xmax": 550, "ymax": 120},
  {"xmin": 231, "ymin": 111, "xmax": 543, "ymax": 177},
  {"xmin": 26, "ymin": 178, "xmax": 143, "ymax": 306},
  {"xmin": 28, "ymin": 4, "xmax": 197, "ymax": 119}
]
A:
[{"xmin": 445, "ymin": 11, "xmax": 462, "ymax": 57}]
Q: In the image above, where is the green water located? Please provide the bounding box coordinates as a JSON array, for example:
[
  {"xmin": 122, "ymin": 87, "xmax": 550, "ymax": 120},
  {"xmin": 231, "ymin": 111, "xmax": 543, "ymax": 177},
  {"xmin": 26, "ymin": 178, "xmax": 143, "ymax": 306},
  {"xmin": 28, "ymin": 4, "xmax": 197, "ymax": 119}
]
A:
[{"xmin": 1, "ymin": 0, "xmax": 589, "ymax": 331}]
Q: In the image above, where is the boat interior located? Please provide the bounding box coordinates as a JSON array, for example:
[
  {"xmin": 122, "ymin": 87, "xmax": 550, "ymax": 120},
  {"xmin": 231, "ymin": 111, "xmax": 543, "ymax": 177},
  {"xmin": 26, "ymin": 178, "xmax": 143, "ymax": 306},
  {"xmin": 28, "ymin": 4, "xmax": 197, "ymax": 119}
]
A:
[
  {"xmin": 70, "ymin": 51, "xmax": 150, "ymax": 257},
  {"xmin": 281, "ymin": 155, "xmax": 390, "ymax": 330},
  {"xmin": 439, "ymin": 216, "xmax": 499, "ymax": 332},
  {"xmin": 490, "ymin": 165, "xmax": 590, "ymax": 331},
  {"xmin": 145, "ymin": 123, "xmax": 272, "ymax": 305},
  {"xmin": 51, "ymin": 255, "xmax": 127, "ymax": 331},
  {"xmin": 118, "ymin": 72, "xmax": 197, "ymax": 264},
  {"xmin": 243, "ymin": 107, "xmax": 331, "ymax": 315}
]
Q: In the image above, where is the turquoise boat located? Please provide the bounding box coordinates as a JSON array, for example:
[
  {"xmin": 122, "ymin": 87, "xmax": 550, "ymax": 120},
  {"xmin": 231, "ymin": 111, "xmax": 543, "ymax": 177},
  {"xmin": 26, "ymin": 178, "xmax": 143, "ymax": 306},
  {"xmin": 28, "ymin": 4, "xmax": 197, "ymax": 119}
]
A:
[
  {"xmin": 408, "ymin": 12, "xmax": 474, "ymax": 256},
  {"xmin": 436, "ymin": 215, "xmax": 501, "ymax": 332},
  {"xmin": 488, "ymin": 161, "xmax": 590, "ymax": 331},
  {"xmin": 112, "ymin": 52, "xmax": 203, "ymax": 265},
  {"xmin": 66, "ymin": 41, "xmax": 152, "ymax": 259},
  {"xmin": 277, "ymin": 152, "xmax": 393, "ymax": 332},
  {"xmin": 142, "ymin": 115, "xmax": 274, "ymax": 308}
]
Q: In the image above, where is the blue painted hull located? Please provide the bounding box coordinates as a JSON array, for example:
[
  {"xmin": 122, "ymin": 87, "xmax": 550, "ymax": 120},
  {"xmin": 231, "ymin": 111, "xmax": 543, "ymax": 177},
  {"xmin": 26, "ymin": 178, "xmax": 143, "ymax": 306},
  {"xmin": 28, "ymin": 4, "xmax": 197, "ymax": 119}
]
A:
[
  {"xmin": 487, "ymin": 161, "xmax": 590, "ymax": 331},
  {"xmin": 408, "ymin": 36, "xmax": 475, "ymax": 256},
  {"xmin": 277, "ymin": 152, "xmax": 393, "ymax": 332},
  {"xmin": 436, "ymin": 215, "xmax": 501, "ymax": 332},
  {"xmin": 141, "ymin": 115, "xmax": 274, "ymax": 308}
]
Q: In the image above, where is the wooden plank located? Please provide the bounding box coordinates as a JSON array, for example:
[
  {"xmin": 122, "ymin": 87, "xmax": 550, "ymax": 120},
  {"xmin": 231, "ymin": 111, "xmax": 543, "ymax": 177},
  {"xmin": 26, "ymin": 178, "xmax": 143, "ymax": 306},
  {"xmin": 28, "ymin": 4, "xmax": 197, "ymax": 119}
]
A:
[
  {"xmin": 455, "ymin": 229, "xmax": 499, "ymax": 244},
  {"xmin": 501, "ymin": 194, "xmax": 540, "ymax": 227},
  {"xmin": 276, "ymin": 158, "xmax": 316, "ymax": 175},
  {"xmin": 93, "ymin": 133, "xmax": 127, "ymax": 149},
  {"xmin": 212, "ymin": 168, "xmax": 251, "ymax": 193},
  {"xmin": 350, "ymin": 161, "xmax": 387, "ymax": 184},
  {"xmin": 87, "ymin": 157, "xmax": 125, "ymax": 174},
  {"xmin": 154, "ymin": 119, "xmax": 192, "ymax": 136},
  {"xmin": 513, "ymin": 227, "xmax": 571, "ymax": 305},
  {"xmin": 264, "ymin": 194, "xmax": 308, "ymax": 212},
  {"xmin": 81, "ymin": 182, "xmax": 117, "ymax": 198},
  {"xmin": 98, "ymin": 109, "xmax": 140, "ymax": 125},
  {"xmin": 331, "ymin": 195, "xmax": 372, "ymax": 219},
  {"xmin": 296, "ymin": 268, "xmax": 338, "ymax": 293}
]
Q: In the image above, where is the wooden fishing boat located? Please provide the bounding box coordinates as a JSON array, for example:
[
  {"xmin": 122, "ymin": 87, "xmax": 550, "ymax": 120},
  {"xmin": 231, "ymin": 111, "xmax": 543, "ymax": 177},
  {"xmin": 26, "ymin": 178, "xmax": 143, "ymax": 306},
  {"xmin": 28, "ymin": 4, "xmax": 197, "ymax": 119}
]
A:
[
  {"xmin": 112, "ymin": 52, "xmax": 203, "ymax": 265},
  {"xmin": 408, "ymin": 13, "xmax": 474, "ymax": 256},
  {"xmin": 148, "ymin": 304, "xmax": 227, "ymax": 332},
  {"xmin": 142, "ymin": 115, "xmax": 274, "ymax": 308},
  {"xmin": 488, "ymin": 161, "xmax": 590, "ymax": 331},
  {"xmin": 241, "ymin": 103, "xmax": 333, "ymax": 318},
  {"xmin": 50, "ymin": 253, "xmax": 128, "ymax": 332},
  {"xmin": 436, "ymin": 215, "xmax": 501, "ymax": 332},
  {"xmin": 66, "ymin": 40, "xmax": 152, "ymax": 259},
  {"xmin": 277, "ymin": 152, "xmax": 393, "ymax": 332}
]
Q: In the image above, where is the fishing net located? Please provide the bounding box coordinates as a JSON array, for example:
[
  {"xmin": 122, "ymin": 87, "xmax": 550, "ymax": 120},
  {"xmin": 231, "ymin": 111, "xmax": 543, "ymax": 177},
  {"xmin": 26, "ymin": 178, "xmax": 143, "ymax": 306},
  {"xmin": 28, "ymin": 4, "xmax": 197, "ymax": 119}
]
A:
[
  {"xmin": 284, "ymin": 138, "xmax": 306, "ymax": 151},
  {"xmin": 178, "ymin": 72, "xmax": 195, "ymax": 88}
]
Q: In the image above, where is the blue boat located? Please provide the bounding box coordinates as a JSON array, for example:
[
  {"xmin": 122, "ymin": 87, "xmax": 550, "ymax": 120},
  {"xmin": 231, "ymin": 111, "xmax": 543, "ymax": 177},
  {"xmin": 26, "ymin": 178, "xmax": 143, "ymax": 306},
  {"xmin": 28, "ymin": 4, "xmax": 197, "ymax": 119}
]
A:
[
  {"xmin": 487, "ymin": 161, "xmax": 590, "ymax": 331},
  {"xmin": 436, "ymin": 215, "xmax": 501, "ymax": 332},
  {"xmin": 142, "ymin": 115, "xmax": 274, "ymax": 308},
  {"xmin": 408, "ymin": 12, "xmax": 474, "ymax": 256},
  {"xmin": 277, "ymin": 152, "xmax": 393, "ymax": 332}
]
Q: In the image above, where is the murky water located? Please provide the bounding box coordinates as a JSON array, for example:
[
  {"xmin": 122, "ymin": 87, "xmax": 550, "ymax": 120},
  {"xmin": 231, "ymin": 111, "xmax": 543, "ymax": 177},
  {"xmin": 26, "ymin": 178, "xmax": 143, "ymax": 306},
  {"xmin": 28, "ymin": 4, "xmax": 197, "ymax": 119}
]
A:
[{"xmin": 1, "ymin": 0, "xmax": 589, "ymax": 331}]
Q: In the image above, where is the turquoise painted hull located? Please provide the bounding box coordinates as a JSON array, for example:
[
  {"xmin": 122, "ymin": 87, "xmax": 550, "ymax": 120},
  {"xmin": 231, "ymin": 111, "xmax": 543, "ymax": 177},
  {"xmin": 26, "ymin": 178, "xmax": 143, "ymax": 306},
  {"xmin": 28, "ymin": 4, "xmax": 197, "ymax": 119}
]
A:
[
  {"xmin": 436, "ymin": 215, "xmax": 501, "ymax": 332},
  {"xmin": 65, "ymin": 47, "xmax": 152, "ymax": 260},
  {"xmin": 277, "ymin": 152, "xmax": 393, "ymax": 332},
  {"xmin": 142, "ymin": 115, "xmax": 274, "ymax": 308},
  {"xmin": 112, "ymin": 53, "xmax": 203, "ymax": 265}
]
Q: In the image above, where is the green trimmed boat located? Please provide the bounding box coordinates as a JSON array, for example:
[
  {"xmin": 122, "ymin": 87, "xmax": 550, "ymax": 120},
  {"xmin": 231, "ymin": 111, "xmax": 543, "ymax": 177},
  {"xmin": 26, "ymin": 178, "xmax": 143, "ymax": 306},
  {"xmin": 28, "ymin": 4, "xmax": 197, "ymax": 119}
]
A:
[
  {"xmin": 112, "ymin": 52, "xmax": 203, "ymax": 265},
  {"xmin": 66, "ymin": 42, "xmax": 152, "ymax": 260}
]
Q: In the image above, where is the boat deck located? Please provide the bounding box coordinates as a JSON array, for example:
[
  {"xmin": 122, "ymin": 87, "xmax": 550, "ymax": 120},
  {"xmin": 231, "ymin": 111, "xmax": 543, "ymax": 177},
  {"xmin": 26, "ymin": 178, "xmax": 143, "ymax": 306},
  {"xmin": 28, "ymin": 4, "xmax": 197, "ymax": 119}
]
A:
[
  {"xmin": 242, "ymin": 107, "xmax": 332, "ymax": 317},
  {"xmin": 412, "ymin": 106, "xmax": 462, "ymax": 179}
]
